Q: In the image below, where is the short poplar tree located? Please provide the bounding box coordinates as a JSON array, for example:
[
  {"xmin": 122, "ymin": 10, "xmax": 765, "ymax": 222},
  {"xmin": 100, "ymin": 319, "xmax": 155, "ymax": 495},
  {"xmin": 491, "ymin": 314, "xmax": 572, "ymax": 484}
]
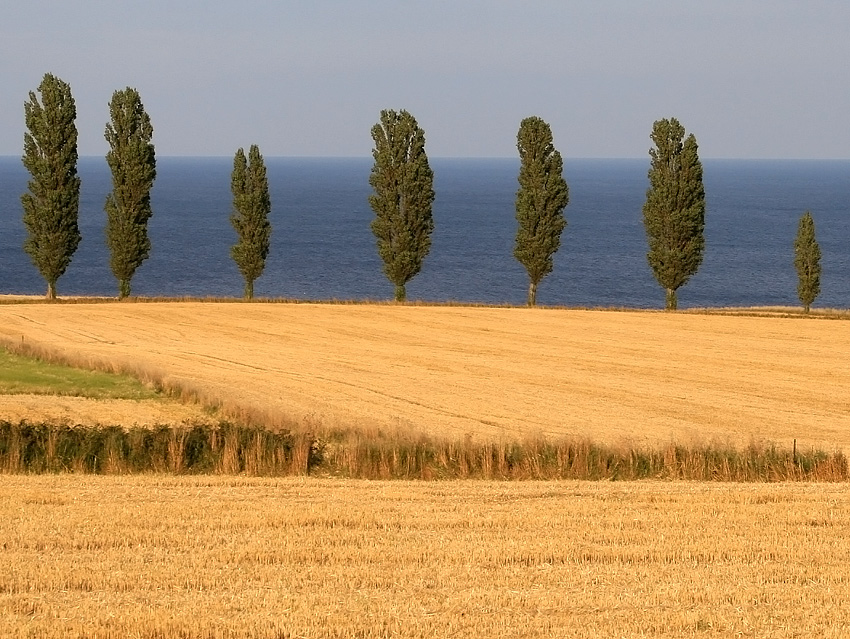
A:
[
  {"xmin": 793, "ymin": 211, "xmax": 821, "ymax": 313},
  {"xmin": 513, "ymin": 116, "xmax": 569, "ymax": 306},
  {"xmin": 642, "ymin": 117, "xmax": 706, "ymax": 310},
  {"xmin": 104, "ymin": 87, "xmax": 156, "ymax": 299},
  {"xmin": 230, "ymin": 145, "xmax": 272, "ymax": 300},
  {"xmin": 21, "ymin": 73, "xmax": 81, "ymax": 300},
  {"xmin": 368, "ymin": 109, "xmax": 435, "ymax": 302}
]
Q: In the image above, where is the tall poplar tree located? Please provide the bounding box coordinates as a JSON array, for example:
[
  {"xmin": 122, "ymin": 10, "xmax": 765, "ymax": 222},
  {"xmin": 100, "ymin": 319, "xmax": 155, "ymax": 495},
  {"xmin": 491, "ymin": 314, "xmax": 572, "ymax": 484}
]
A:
[
  {"xmin": 21, "ymin": 73, "xmax": 81, "ymax": 300},
  {"xmin": 368, "ymin": 109, "xmax": 435, "ymax": 302},
  {"xmin": 513, "ymin": 116, "xmax": 570, "ymax": 306},
  {"xmin": 642, "ymin": 117, "xmax": 706, "ymax": 310},
  {"xmin": 104, "ymin": 87, "xmax": 156, "ymax": 299},
  {"xmin": 230, "ymin": 145, "xmax": 271, "ymax": 300},
  {"xmin": 793, "ymin": 210, "xmax": 821, "ymax": 313}
]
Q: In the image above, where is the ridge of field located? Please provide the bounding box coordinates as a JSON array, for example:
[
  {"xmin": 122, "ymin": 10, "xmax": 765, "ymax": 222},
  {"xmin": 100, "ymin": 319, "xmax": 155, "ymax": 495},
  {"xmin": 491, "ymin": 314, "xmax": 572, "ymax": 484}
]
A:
[
  {"xmin": 0, "ymin": 302, "xmax": 847, "ymax": 450},
  {"xmin": 2, "ymin": 476, "xmax": 849, "ymax": 638}
]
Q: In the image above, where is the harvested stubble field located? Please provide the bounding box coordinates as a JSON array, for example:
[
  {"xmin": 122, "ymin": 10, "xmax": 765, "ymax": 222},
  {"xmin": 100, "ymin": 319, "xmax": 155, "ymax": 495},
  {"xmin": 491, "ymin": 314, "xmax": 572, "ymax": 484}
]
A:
[
  {"xmin": 0, "ymin": 301, "xmax": 848, "ymax": 451},
  {"xmin": 2, "ymin": 476, "xmax": 850, "ymax": 638}
]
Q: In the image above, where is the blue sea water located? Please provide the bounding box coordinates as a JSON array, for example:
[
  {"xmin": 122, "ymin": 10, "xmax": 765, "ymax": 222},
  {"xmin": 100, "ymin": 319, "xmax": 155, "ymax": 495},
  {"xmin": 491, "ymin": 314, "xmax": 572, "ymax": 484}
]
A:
[{"xmin": 1, "ymin": 156, "xmax": 848, "ymax": 308}]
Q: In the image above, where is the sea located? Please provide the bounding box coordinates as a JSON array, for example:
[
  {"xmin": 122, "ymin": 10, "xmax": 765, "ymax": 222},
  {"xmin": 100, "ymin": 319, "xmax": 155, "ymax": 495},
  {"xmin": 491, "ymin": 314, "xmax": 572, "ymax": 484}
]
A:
[{"xmin": 1, "ymin": 156, "xmax": 848, "ymax": 309}]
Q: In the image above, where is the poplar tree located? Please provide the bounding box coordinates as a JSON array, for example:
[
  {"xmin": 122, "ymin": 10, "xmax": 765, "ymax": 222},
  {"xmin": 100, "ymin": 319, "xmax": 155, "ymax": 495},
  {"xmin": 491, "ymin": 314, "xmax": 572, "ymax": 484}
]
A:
[
  {"xmin": 368, "ymin": 109, "xmax": 435, "ymax": 302},
  {"xmin": 793, "ymin": 210, "xmax": 821, "ymax": 313},
  {"xmin": 21, "ymin": 73, "xmax": 81, "ymax": 300},
  {"xmin": 230, "ymin": 145, "xmax": 271, "ymax": 300},
  {"xmin": 513, "ymin": 116, "xmax": 570, "ymax": 306},
  {"xmin": 642, "ymin": 117, "xmax": 706, "ymax": 310},
  {"xmin": 104, "ymin": 87, "xmax": 156, "ymax": 299}
]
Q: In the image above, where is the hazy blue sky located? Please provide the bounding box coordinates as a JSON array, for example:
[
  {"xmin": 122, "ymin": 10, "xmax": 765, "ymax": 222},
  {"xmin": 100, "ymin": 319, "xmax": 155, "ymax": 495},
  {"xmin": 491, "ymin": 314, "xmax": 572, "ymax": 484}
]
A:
[{"xmin": 1, "ymin": 1, "xmax": 848, "ymax": 158}]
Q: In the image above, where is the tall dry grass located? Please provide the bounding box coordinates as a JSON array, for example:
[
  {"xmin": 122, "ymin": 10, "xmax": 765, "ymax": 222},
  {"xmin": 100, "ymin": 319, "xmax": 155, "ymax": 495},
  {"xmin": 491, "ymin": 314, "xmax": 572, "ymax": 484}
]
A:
[
  {"xmin": 316, "ymin": 429, "xmax": 848, "ymax": 481},
  {"xmin": 2, "ymin": 476, "xmax": 850, "ymax": 638},
  {"xmin": 2, "ymin": 421, "xmax": 845, "ymax": 481}
]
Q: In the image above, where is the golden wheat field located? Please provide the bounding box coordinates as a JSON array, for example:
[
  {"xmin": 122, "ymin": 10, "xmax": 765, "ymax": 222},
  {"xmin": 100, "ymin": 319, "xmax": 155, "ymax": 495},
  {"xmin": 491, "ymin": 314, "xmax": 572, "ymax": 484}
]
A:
[
  {"xmin": 1, "ymin": 301, "xmax": 848, "ymax": 450},
  {"xmin": 0, "ymin": 393, "xmax": 209, "ymax": 427},
  {"xmin": 1, "ymin": 476, "xmax": 849, "ymax": 638}
]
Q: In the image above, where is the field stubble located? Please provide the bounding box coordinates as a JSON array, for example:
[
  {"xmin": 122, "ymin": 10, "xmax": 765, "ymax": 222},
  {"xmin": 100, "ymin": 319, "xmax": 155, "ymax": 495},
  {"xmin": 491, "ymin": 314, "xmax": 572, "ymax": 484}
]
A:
[
  {"xmin": 1, "ymin": 476, "xmax": 849, "ymax": 638},
  {"xmin": 0, "ymin": 302, "xmax": 848, "ymax": 452}
]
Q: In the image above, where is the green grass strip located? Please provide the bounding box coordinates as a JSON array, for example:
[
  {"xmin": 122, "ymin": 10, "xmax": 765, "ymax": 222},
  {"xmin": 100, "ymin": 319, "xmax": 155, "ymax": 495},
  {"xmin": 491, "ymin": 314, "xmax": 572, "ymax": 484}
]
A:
[{"xmin": 0, "ymin": 347, "xmax": 159, "ymax": 400}]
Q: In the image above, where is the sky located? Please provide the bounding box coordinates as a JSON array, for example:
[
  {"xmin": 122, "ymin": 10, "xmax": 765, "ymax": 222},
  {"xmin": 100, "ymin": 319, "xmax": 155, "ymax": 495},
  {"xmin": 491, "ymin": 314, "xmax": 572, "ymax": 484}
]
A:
[{"xmin": 1, "ymin": 1, "xmax": 848, "ymax": 158}]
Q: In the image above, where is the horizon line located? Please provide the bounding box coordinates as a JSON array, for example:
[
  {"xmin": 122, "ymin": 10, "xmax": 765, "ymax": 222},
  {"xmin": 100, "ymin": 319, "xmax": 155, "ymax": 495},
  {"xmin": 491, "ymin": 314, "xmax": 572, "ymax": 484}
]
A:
[{"xmin": 2, "ymin": 154, "xmax": 849, "ymax": 162}]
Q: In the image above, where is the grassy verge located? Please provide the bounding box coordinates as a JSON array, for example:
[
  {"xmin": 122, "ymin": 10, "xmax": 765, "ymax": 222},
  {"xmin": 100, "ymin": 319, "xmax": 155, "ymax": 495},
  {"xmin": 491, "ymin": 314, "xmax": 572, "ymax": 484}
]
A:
[
  {"xmin": 0, "ymin": 346, "xmax": 160, "ymax": 399},
  {"xmin": 1, "ymin": 421, "xmax": 845, "ymax": 481}
]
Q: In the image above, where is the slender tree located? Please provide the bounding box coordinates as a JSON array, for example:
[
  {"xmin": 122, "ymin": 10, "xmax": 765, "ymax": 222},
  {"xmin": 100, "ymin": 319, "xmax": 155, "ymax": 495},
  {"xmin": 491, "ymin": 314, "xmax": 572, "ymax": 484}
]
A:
[
  {"xmin": 21, "ymin": 73, "xmax": 81, "ymax": 300},
  {"xmin": 514, "ymin": 116, "xmax": 570, "ymax": 306},
  {"xmin": 104, "ymin": 87, "xmax": 156, "ymax": 299},
  {"xmin": 230, "ymin": 145, "xmax": 271, "ymax": 300},
  {"xmin": 793, "ymin": 210, "xmax": 821, "ymax": 313},
  {"xmin": 642, "ymin": 117, "xmax": 706, "ymax": 310},
  {"xmin": 368, "ymin": 109, "xmax": 435, "ymax": 302}
]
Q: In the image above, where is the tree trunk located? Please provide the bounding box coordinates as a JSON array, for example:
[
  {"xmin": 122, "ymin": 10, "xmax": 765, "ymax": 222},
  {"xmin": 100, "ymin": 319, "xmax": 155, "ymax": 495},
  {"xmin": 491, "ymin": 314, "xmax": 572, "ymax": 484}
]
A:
[
  {"xmin": 394, "ymin": 284, "xmax": 406, "ymax": 302},
  {"xmin": 527, "ymin": 281, "xmax": 538, "ymax": 307},
  {"xmin": 804, "ymin": 303, "xmax": 810, "ymax": 314},
  {"xmin": 665, "ymin": 288, "xmax": 677, "ymax": 311},
  {"xmin": 47, "ymin": 281, "xmax": 56, "ymax": 301},
  {"xmin": 245, "ymin": 280, "xmax": 254, "ymax": 301},
  {"xmin": 119, "ymin": 278, "xmax": 131, "ymax": 300}
]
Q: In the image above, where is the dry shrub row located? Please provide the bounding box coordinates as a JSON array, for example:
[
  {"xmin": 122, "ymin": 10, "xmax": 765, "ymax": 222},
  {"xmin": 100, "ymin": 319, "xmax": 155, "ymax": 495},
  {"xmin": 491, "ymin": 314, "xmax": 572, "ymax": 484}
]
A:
[
  {"xmin": 1, "ymin": 421, "xmax": 845, "ymax": 481},
  {"xmin": 319, "ymin": 430, "xmax": 849, "ymax": 481}
]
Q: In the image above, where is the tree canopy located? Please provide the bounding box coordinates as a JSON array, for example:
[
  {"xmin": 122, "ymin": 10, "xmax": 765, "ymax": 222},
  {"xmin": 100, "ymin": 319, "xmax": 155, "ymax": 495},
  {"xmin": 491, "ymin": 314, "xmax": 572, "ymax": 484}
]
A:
[
  {"xmin": 21, "ymin": 73, "xmax": 81, "ymax": 300},
  {"xmin": 104, "ymin": 87, "xmax": 156, "ymax": 299},
  {"xmin": 642, "ymin": 117, "xmax": 706, "ymax": 310},
  {"xmin": 368, "ymin": 109, "xmax": 435, "ymax": 302},
  {"xmin": 513, "ymin": 116, "xmax": 569, "ymax": 306},
  {"xmin": 230, "ymin": 145, "xmax": 272, "ymax": 300},
  {"xmin": 793, "ymin": 210, "xmax": 821, "ymax": 313}
]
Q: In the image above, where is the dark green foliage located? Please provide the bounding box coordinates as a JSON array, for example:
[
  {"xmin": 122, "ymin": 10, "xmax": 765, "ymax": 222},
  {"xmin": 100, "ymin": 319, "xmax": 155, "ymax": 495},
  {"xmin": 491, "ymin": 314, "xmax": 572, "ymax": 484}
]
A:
[
  {"xmin": 104, "ymin": 87, "xmax": 156, "ymax": 299},
  {"xmin": 368, "ymin": 109, "xmax": 435, "ymax": 302},
  {"xmin": 793, "ymin": 211, "xmax": 821, "ymax": 313},
  {"xmin": 0, "ymin": 421, "xmax": 296, "ymax": 475},
  {"xmin": 642, "ymin": 117, "xmax": 706, "ymax": 310},
  {"xmin": 230, "ymin": 145, "xmax": 272, "ymax": 300},
  {"xmin": 21, "ymin": 73, "xmax": 81, "ymax": 300},
  {"xmin": 513, "ymin": 116, "xmax": 570, "ymax": 306}
]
